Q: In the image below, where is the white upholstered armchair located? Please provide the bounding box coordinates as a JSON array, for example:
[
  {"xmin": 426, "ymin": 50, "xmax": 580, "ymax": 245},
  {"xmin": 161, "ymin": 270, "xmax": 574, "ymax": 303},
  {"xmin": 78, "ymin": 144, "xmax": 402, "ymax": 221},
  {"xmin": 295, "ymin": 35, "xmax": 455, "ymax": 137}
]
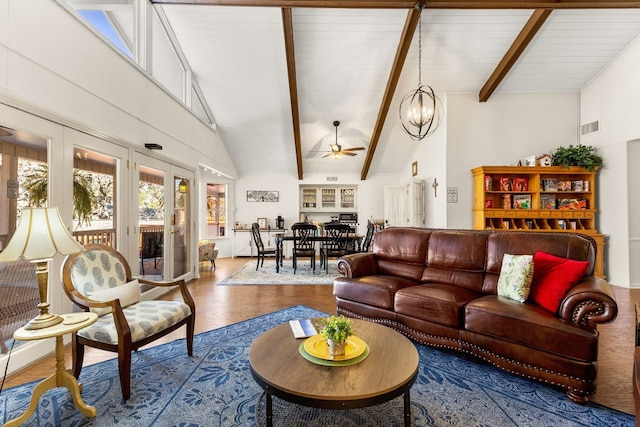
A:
[
  {"xmin": 198, "ymin": 241, "xmax": 218, "ymax": 270},
  {"xmin": 61, "ymin": 244, "xmax": 196, "ymax": 400}
]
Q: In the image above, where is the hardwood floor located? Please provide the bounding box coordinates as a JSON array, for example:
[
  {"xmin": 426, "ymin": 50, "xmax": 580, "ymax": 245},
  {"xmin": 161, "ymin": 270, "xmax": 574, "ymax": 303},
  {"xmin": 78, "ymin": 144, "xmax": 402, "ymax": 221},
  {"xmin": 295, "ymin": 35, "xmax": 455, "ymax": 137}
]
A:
[{"xmin": 3, "ymin": 257, "xmax": 639, "ymax": 417}]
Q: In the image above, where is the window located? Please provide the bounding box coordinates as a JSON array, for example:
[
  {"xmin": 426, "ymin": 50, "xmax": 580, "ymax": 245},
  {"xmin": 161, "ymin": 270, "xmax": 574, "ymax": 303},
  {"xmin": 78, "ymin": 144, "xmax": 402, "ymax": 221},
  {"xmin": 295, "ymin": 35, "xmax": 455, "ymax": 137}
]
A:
[{"xmin": 77, "ymin": 10, "xmax": 133, "ymax": 59}]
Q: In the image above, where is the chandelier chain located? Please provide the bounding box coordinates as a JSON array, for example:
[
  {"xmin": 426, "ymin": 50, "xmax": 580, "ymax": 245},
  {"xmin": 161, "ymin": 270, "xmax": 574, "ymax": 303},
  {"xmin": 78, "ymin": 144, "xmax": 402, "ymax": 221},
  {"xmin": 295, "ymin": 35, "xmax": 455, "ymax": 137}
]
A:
[{"xmin": 418, "ymin": 11, "xmax": 422, "ymax": 86}]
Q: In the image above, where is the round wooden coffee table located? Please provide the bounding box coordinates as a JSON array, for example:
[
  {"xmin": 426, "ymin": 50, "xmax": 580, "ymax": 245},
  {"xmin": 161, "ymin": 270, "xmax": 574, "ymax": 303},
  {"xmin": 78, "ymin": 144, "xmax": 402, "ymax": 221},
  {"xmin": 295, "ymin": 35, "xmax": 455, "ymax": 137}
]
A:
[{"xmin": 249, "ymin": 318, "xmax": 419, "ymax": 427}]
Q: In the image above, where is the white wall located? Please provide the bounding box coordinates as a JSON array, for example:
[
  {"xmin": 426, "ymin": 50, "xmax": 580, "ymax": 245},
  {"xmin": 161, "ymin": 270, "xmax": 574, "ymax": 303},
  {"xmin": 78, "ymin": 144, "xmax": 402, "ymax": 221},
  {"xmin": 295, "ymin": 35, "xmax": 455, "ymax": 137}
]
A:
[
  {"xmin": 234, "ymin": 172, "xmax": 403, "ymax": 237},
  {"xmin": 580, "ymin": 36, "xmax": 640, "ymax": 287},
  {"xmin": 404, "ymin": 95, "xmax": 448, "ymax": 228},
  {"xmin": 445, "ymin": 92, "xmax": 579, "ymax": 229},
  {"xmin": 629, "ymin": 140, "xmax": 640, "ymax": 286},
  {"xmin": 0, "ymin": 0, "xmax": 236, "ymax": 178}
]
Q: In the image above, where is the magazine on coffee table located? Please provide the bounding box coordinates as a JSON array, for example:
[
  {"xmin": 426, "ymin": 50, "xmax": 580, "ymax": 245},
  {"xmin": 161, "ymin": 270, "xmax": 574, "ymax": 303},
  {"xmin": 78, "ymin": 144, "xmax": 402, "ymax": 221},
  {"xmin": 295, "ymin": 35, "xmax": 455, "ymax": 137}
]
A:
[{"xmin": 289, "ymin": 319, "xmax": 317, "ymax": 338}]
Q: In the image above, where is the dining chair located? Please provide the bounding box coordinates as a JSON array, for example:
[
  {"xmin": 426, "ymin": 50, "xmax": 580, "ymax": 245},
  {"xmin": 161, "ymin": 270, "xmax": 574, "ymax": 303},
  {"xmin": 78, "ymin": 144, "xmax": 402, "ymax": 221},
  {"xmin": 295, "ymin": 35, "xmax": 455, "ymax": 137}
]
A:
[
  {"xmin": 251, "ymin": 223, "xmax": 277, "ymax": 270},
  {"xmin": 360, "ymin": 221, "xmax": 375, "ymax": 252},
  {"xmin": 61, "ymin": 244, "xmax": 195, "ymax": 401},
  {"xmin": 291, "ymin": 222, "xmax": 317, "ymax": 274},
  {"xmin": 320, "ymin": 223, "xmax": 350, "ymax": 274}
]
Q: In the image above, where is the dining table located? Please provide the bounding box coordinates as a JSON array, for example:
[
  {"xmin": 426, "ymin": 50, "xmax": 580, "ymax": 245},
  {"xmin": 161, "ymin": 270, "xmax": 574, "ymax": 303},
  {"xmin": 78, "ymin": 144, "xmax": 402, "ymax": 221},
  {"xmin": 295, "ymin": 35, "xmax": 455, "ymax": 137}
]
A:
[{"xmin": 273, "ymin": 232, "xmax": 362, "ymax": 273}]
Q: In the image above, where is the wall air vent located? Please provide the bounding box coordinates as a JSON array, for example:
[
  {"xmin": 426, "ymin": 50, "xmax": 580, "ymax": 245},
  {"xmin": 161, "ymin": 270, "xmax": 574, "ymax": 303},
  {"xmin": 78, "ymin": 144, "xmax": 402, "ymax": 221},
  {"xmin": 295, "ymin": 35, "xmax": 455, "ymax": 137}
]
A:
[
  {"xmin": 326, "ymin": 176, "xmax": 338, "ymax": 182},
  {"xmin": 580, "ymin": 121, "xmax": 599, "ymax": 136}
]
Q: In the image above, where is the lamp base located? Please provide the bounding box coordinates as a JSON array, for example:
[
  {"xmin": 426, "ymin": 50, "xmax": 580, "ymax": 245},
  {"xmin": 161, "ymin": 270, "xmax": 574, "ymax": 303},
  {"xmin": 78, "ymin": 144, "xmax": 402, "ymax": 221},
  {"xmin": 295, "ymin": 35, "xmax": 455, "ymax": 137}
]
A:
[{"xmin": 24, "ymin": 312, "xmax": 64, "ymax": 330}]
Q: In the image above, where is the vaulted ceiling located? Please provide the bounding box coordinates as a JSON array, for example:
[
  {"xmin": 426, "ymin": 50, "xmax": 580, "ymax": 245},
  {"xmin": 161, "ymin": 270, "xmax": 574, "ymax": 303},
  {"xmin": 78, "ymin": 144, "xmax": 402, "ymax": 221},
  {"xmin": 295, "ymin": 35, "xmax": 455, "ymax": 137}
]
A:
[{"xmin": 152, "ymin": 0, "xmax": 640, "ymax": 180}]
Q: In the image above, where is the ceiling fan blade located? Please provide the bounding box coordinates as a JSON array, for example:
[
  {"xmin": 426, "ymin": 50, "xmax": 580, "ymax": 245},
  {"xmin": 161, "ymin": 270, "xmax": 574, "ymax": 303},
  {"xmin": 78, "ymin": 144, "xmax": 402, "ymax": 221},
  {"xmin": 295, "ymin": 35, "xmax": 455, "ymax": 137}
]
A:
[
  {"xmin": 321, "ymin": 152, "xmax": 335, "ymax": 158},
  {"xmin": 342, "ymin": 152, "xmax": 358, "ymax": 156},
  {"xmin": 342, "ymin": 147, "xmax": 365, "ymax": 152}
]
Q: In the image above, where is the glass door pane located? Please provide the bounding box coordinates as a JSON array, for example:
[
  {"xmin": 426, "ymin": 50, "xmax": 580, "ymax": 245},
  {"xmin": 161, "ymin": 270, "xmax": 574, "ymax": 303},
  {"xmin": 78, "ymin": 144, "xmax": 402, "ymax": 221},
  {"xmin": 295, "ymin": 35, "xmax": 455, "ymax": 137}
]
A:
[
  {"xmin": 172, "ymin": 175, "xmax": 190, "ymax": 277},
  {"xmin": 72, "ymin": 148, "xmax": 117, "ymax": 247},
  {"xmin": 0, "ymin": 129, "xmax": 46, "ymax": 355},
  {"xmin": 138, "ymin": 164, "xmax": 165, "ymax": 280}
]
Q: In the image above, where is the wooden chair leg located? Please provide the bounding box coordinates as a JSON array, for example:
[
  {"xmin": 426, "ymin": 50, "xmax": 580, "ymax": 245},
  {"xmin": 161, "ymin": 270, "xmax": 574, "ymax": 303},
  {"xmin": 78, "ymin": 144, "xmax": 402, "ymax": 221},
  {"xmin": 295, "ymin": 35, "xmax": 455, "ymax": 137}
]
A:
[
  {"xmin": 118, "ymin": 341, "xmax": 132, "ymax": 401},
  {"xmin": 186, "ymin": 316, "xmax": 195, "ymax": 356},
  {"xmin": 71, "ymin": 336, "xmax": 84, "ymax": 379}
]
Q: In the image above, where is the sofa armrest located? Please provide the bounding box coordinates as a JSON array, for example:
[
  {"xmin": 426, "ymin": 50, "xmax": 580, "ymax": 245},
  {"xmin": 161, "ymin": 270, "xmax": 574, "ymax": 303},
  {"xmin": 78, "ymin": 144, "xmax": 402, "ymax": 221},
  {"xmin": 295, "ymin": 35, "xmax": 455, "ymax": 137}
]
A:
[
  {"xmin": 558, "ymin": 276, "xmax": 618, "ymax": 327},
  {"xmin": 336, "ymin": 253, "xmax": 378, "ymax": 278}
]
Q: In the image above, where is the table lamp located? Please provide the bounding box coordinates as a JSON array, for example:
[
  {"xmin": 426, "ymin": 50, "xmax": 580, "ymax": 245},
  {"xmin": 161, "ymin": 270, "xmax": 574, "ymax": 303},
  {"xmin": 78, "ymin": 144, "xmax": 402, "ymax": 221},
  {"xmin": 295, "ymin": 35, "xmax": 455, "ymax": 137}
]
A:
[{"xmin": 0, "ymin": 207, "xmax": 83, "ymax": 330}]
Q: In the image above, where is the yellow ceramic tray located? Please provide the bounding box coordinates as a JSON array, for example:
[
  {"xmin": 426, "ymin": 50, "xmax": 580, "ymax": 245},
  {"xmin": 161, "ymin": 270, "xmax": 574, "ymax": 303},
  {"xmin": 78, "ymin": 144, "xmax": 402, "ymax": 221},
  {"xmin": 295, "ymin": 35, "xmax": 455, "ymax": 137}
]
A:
[{"xmin": 303, "ymin": 334, "xmax": 367, "ymax": 361}]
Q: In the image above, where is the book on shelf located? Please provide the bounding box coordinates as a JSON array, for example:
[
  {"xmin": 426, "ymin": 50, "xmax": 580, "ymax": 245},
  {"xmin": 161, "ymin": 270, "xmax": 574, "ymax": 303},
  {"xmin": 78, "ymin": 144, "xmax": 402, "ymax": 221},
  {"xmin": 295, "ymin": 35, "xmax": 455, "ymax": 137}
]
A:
[
  {"xmin": 541, "ymin": 179, "xmax": 559, "ymax": 192},
  {"xmin": 289, "ymin": 319, "xmax": 317, "ymax": 338},
  {"xmin": 540, "ymin": 194, "xmax": 556, "ymax": 209},
  {"xmin": 558, "ymin": 198, "xmax": 587, "ymax": 210},
  {"xmin": 571, "ymin": 180, "xmax": 584, "ymax": 191},
  {"xmin": 501, "ymin": 194, "xmax": 512, "ymax": 209},
  {"xmin": 558, "ymin": 180, "xmax": 572, "ymax": 191},
  {"xmin": 513, "ymin": 194, "xmax": 531, "ymax": 209},
  {"xmin": 512, "ymin": 177, "xmax": 528, "ymax": 192},
  {"xmin": 499, "ymin": 177, "xmax": 511, "ymax": 191}
]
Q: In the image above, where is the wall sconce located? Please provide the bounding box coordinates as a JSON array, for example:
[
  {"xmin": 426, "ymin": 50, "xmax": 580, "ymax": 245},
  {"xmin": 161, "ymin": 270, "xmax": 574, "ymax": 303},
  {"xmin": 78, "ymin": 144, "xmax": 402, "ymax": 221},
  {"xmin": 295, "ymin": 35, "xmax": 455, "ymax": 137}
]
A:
[{"xmin": 178, "ymin": 179, "xmax": 188, "ymax": 193}]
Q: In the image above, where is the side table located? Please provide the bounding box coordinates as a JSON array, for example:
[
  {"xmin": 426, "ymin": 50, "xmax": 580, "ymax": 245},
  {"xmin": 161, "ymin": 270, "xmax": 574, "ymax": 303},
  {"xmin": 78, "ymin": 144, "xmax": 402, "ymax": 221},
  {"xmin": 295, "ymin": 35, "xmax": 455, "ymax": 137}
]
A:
[{"xmin": 3, "ymin": 312, "xmax": 98, "ymax": 427}]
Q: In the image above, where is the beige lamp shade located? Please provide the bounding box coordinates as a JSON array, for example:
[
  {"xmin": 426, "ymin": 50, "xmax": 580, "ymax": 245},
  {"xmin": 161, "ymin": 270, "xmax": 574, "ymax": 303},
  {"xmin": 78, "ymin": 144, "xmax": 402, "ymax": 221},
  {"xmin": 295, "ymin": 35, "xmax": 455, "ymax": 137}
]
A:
[{"xmin": 0, "ymin": 207, "xmax": 83, "ymax": 262}]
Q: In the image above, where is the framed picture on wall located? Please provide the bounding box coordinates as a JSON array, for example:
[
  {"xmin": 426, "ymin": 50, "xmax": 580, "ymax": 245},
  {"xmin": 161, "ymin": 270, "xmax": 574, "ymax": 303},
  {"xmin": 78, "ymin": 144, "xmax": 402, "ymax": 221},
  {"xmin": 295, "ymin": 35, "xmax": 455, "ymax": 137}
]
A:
[
  {"xmin": 247, "ymin": 190, "xmax": 279, "ymax": 202},
  {"xmin": 412, "ymin": 161, "xmax": 418, "ymax": 176},
  {"xmin": 257, "ymin": 218, "xmax": 267, "ymax": 229}
]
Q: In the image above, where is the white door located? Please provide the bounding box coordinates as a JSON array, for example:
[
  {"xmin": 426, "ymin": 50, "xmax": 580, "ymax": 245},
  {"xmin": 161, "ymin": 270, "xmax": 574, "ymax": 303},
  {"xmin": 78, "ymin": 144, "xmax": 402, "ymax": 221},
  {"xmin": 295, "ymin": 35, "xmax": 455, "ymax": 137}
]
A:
[{"xmin": 384, "ymin": 186, "xmax": 409, "ymax": 227}]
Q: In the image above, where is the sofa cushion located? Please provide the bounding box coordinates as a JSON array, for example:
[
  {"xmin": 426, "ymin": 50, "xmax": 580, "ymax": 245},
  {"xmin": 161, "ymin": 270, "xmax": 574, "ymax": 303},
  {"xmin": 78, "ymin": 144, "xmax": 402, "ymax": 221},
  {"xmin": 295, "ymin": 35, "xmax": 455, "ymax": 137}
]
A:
[
  {"xmin": 421, "ymin": 231, "xmax": 487, "ymax": 292},
  {"xmin": 465, "ymin": 295, "xmax": 598, "ymax": 361},
  {"xmin": 528, "ymin": 251, "xmax": 589, "ymax": 313},
  {"xmin": 395, "ymin": 283, "xmax": 481, "ymax": 328},
  {"xmin": 334, "ymin": 276, "xmax": 418, "ymax": 310},
  {"xmin": 496, "ymin": 254, "xmax": 534, "ymax": 302},
  {"xmin": 372, "ymin": 228, "xmax": 431, "ymax": 282}
]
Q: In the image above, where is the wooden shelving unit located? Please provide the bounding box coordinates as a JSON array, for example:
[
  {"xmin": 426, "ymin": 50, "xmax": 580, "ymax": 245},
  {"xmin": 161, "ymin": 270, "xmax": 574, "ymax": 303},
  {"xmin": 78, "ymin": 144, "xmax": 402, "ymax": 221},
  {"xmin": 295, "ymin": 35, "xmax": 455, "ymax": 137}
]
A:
[{"xmin": 471, "ymin": 166, "xmax": 605, "ymax": 278}]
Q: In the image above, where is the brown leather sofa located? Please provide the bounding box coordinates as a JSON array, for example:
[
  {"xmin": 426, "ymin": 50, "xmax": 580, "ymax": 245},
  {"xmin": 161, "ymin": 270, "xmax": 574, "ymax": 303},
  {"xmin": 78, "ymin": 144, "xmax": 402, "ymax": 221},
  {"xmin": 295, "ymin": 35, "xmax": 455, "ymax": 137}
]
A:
[{"xmin": 334, "ymin": 227, "xmax": 618, "ymax": 403}]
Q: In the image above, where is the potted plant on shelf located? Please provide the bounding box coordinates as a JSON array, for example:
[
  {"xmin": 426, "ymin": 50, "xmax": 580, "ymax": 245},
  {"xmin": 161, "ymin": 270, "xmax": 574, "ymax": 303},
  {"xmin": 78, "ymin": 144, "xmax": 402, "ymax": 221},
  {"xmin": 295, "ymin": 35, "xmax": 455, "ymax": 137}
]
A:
[
  {"xmin": 320, "ymin": 315, "xmax": 354, "ymax": 356},
  {"xmin": 551, "ymin": 144, "xmax": 603, "ymax": 172}
]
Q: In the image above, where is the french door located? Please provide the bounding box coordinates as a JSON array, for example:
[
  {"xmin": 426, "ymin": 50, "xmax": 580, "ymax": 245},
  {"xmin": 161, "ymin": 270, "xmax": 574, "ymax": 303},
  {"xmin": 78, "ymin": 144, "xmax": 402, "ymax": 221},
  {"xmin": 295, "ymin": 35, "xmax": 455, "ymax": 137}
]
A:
[{"xmin": 132, "ymin": 152, "xmax": 194, "ymax": 282}]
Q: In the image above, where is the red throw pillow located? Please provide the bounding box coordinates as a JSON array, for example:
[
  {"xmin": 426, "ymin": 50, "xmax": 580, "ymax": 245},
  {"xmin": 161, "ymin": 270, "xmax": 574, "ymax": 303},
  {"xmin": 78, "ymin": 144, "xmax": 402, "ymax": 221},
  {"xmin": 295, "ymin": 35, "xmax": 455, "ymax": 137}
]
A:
[{"xmin": 528, "ymin": 251, "xmax": 589, "ymax": 313}]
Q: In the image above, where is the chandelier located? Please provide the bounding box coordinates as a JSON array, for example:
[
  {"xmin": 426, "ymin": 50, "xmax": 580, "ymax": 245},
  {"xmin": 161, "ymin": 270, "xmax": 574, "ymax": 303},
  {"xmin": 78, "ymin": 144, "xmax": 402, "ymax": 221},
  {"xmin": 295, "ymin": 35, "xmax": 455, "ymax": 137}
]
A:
[{"xmin": 399, "ymin": 4, "xmax": 442, "ymax": 141}]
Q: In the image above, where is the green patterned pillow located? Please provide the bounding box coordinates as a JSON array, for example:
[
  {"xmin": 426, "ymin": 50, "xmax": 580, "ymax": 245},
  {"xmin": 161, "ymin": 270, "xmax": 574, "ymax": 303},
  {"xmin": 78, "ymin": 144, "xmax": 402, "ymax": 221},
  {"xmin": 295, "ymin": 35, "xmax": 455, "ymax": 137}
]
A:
[{"xmin": 497, "ymin": 254, "xmax": 534, "ymax": 302}]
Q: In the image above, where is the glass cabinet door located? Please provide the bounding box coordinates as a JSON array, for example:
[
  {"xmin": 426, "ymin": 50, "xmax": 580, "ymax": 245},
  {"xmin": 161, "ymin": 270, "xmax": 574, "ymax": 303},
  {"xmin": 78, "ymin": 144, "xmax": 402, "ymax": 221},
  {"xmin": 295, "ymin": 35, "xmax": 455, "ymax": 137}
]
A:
[
  {"xmin": 340, "ymin": 188, "xmax": 356, "ymax": 209},
  {"xmin": 302, "ymin": 188, "xmax": 317, "ymax": 208},
  {"xmin": 321, "ymin": 188, "xmax": 336, "ymax": 209}
]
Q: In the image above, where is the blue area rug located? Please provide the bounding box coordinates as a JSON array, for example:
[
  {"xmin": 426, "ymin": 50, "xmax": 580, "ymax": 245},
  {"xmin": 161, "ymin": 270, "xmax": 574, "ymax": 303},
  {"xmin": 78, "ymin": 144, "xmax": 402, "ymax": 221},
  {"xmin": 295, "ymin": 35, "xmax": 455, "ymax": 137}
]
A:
[{"xmin": 0, "ymin": 305, "xmax": 634, "ymax": 426}]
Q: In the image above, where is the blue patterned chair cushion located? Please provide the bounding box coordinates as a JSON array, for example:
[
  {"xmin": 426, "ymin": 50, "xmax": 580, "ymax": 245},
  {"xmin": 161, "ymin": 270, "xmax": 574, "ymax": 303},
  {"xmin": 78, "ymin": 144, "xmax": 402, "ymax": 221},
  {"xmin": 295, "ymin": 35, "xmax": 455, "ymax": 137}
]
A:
[{"xmin": 78, "ymin": 300, "xmax": 192, "ymax": 345}]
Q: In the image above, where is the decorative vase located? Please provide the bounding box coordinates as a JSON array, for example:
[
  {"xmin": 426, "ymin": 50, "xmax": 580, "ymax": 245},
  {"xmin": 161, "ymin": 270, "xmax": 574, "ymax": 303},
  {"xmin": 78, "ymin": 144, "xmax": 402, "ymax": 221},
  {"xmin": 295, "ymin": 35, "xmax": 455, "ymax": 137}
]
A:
[{"xmin": 327, "ymin": 339, "xmax": 347, "ymax": 356}]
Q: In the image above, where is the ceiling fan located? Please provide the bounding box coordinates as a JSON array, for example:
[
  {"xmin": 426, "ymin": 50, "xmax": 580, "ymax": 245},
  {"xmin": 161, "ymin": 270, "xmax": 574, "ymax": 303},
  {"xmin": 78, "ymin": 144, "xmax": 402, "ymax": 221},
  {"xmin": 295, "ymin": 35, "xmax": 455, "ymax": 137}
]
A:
[{"xmin": 320, "ymin": 121, "xmax": 365, "ymax": 159}]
